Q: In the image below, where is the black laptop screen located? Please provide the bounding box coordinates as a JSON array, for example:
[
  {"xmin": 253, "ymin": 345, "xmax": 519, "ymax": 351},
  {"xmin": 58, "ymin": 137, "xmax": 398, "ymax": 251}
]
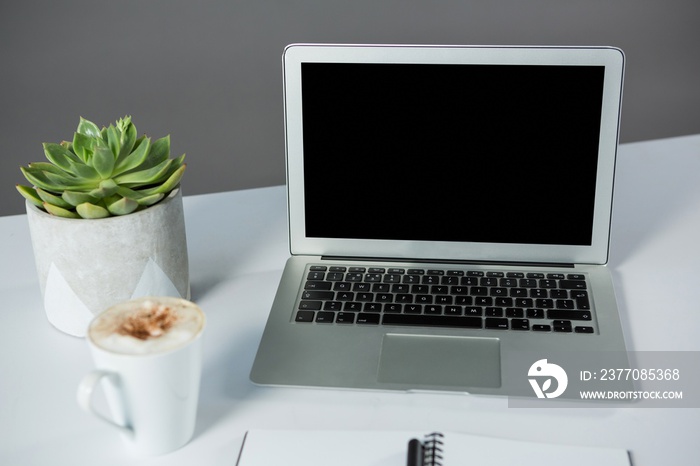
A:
[{"xmin": 301, "ymin": 62, "xmax": 605, "ymax": 246}]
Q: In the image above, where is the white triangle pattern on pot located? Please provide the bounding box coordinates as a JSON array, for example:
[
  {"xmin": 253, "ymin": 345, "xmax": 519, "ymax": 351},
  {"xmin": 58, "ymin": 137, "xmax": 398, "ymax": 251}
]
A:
[
  {"xmin": 44, "ymin": 262, "xmax": 94, "ymax": 337},
  {"xmin": 130, "ymin": 258, "xmax": 182, "ymax": 300}
]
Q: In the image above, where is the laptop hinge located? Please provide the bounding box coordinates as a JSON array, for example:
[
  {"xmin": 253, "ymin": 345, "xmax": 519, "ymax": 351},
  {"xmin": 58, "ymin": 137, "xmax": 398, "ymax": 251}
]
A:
[{"xmin": 321, "ymin": 256, "xmax": 575, "ymax": 268}]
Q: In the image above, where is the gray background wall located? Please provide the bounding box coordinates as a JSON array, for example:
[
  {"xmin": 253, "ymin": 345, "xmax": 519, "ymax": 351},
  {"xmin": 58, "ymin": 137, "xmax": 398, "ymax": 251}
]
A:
[{"xmin": 1, "ymin": 0, "xmax": 698, "ymax": 217}]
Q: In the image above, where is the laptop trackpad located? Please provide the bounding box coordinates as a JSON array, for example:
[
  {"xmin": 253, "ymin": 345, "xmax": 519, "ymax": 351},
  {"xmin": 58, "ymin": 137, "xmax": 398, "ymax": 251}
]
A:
[{"xmin": 378, "ymin": 334, "xmax": 501, "ymax": 389}]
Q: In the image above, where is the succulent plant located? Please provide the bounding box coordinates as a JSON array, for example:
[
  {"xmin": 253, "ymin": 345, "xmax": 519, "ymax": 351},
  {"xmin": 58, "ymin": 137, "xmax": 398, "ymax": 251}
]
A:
[{"xmin": 16, "ymin": 116, "xmax": 185, "ymax": 219}]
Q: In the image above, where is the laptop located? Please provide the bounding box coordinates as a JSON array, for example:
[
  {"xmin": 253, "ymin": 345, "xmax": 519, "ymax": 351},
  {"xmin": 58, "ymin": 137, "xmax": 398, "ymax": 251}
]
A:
[{"xmin": 250, "ymin": 44, "xmax": 627, "ymax": 397}]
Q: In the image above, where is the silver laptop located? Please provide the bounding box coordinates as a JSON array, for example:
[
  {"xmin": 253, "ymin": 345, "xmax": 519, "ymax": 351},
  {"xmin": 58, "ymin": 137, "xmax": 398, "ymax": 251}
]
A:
[{"xmin": 251, "ymin": 44, "xmax": 627, "ymax": 397}]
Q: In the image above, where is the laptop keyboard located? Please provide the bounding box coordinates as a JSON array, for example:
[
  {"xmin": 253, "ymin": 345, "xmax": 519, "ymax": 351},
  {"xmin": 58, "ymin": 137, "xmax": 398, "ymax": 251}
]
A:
[{"xmin": 294, "ymin": 265, "xmax": 596, "ymax": 334}]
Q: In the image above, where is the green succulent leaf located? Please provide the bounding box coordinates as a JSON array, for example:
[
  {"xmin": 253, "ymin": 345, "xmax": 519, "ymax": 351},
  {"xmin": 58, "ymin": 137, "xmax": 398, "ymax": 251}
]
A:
[
  {"xmin": 72, "ymin": 132, "xmax": 94, "ymax": 162},
  {"xmin": 113, "ymin": 136, "xmax": 150, "ymax": 175},
  {"xmin": 106, "ymin": 124, "xmax": 120, "ymax": 158},
  {"xmin": 137, "ymin": 192, "xmax": 165, "ymax": 206},
  {"xmin": 26, "ymin": 161, "xmax": 71, "ymax": 176},
  {"xmin": 141, "ymin": 135, "xmax": 170, "ymax": 169},
  {"xmin": 139, "ymin": 164, "xmax": 186, "ymax": 195},
  {"xmin": 76, "ymin": 202, "xmax": 110, "ymax": 219},
  {"xmin": 20, "ymin": 166, "xmax": 63, "ymax": 191},
  {"xmin": 62, "ymin": 190, "xmax": 99, "ymax": 207},
  {"xmin": 106, "ymin": 196, "xmax": 139, "ymax": 216},
  {"xmin": 44, "ymin": 202, "xmax": 80, "ymax": 218},
  {"xmin": 43, "ymin": 143, "xmax": 82, "ymax": 171},
  {"xmin": 169, "ymin": 153, "xmax": 186, "ymax": 171},
  {"xmin": 116, "ymin": 119, "xmax": 138, "ymax": 164},
  {"xmin": 114, "ymin": 158, "xmax": 172, "ymax": 187},
  {"xmin": 91, "ymin": 145, "xmax": 116, "ymax": 179},
  {"xmin": 45, "ymin": 142, "xmax": 100, "ymax": 180},
  {"xmin": 116, "ymin": 116, "xmax": 132, "ymax": 133},
  {"xmin": 77, "ymin": 117, "xmax": 101, "ymax": 139},
  {"xmin": 134, "ymin": 192, "xmax": 165, "ymax": 206},
  {"xmin": 89, "ymin": 179, "xmax": 118, "ymax": 199},
  {"xmin": 114, "ymin": 186, "xmax": 164, "ymax": 207},
  {"xmin": 16, "ymin": 185, "xmax": 44, "ymax": 207},
  {"xmin": 36, "ymin": 188, "xmax": 72, "ymax": 209},
  {"xmin": 43, "ymin": 170, "xmax": 94, "ymax": 191},
  {"xmin": 66, "ymin": 160, "xmax": 100, "ymax": 181},
  {"xmin": 23, "ymin": 163, "xmax": 94, "ymax": 191}
]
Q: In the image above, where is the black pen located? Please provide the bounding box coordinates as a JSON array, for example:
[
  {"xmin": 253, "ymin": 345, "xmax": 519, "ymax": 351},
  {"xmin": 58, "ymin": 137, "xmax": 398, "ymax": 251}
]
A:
[{"xmin": 406, "ymin": 438, "xmax": 424, "ymax": 466}]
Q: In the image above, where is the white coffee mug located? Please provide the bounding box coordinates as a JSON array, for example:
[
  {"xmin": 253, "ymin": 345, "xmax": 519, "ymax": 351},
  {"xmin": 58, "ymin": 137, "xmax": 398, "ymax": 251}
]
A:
[{"xmin": 77, "ymin": 297, "xmax": 205, "ymax": 456}]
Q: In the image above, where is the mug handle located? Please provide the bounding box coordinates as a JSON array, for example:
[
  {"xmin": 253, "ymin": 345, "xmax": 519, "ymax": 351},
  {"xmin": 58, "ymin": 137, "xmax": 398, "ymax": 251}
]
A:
[{"xmin": 77, "ymin": 370, "xmax": 133, "ymax": 436}]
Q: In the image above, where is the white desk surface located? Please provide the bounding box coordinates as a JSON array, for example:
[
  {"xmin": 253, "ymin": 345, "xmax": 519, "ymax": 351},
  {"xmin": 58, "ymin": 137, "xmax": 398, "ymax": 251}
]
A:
[{"xmin": 1, "ymin": 134, "xmax": 699, "ymax": 465}]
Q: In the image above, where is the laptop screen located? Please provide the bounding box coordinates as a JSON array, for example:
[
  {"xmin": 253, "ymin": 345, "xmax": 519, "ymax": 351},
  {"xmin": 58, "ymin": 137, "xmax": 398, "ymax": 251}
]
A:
[
  {"xmin": 301, "ymin": 62, "xmax": 605, "ymax": 246},
  {"xmin": 284, "ymin": 45, "xmax": 624, "ymax": 265}
]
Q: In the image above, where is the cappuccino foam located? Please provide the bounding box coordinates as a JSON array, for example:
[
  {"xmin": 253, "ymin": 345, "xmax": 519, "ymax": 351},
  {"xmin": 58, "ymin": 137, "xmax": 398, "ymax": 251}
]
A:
[{"xmin": 89, "ymin": 297, "xmax": 204, "ymax": 355}]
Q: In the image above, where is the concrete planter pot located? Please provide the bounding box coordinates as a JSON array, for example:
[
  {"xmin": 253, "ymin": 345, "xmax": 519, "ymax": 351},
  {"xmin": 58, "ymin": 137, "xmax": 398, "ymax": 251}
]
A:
[{"xmin": 25, "ymin": 188, "xmax": 190, "ymax": 337}]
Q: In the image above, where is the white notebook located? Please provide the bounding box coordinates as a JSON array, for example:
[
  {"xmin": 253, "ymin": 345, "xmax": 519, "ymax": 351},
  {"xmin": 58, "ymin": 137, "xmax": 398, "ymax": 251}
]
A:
[{"xmin": 235, "ymin": 429, "xmax": 631, "ymax": 466}]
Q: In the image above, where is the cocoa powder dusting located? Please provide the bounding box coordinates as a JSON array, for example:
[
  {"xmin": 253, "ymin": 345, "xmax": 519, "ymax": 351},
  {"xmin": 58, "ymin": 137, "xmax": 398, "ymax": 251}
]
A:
[{"xmin": 117, "ymin": 304, "xmax": 179, "ymax": 340}]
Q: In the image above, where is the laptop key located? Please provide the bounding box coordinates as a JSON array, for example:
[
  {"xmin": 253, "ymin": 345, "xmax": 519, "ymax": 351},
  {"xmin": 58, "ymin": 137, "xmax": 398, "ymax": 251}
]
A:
[
  {"xmin": 323, "ymin": 301, "xmax": 342, "ymax": 311},
  {"xmin": 357, "ymin": 313, "xmax": 380, "ymax": 324},
  {"xmin": 511, "ymin": 318, "xmax": 530, "ymax": 330},
  {"xmin": 485, "ymin": 307, "xmax": 503, "ymax": 317},
  {"xmin": 343, "ymin": 302, "xmax": 362, "ymax": 311},
  {"xmin": 575, "ymin": 326, "xmax": 595, "ymax": 333},
  {"xmin": 555, "ymin": 299, "xmax": 575, "ymax": 310},
  {"xmin": 336, "ymin": 312, "xmax": 355, "ymax": 324},
  {"xmin": 533, "ymin": 324, "xmax": 552, "ymax": 331},
  {"xmin": 384, "ymin": 303, "xmax": 402, "ymax": 313},
  {"xmin": 307, "ymin": 271, "xmax": 325, "ymax": 281},
  {"xmin": 315, "ymin": 311, "xmax": 335, "ymax": 323},
  {"xmin": 547, "ymin": 310, "xmax": 592, "ymax": 320},
  {"xmin": 345, "ymin": 272, "xmax": 363, "ymax": 282},
  {"xmin": 333, "ymin": 282, "xmax": 352, "ymax": 291},
  {"xmin": 305, "ymin": 281, "xmax": 332, "ymax": 290},
  {"xmin": 464, "ymin": 306, "xmax": 483, "ymax": 316},
  {"xmin": 506, "ymin": 307, "xmax": 524, "ymax": 318},
  {"xmin": 485, "ymin": 318, "xmax": 509, "ymax": 329},
  {"xmin": 302, "ymin": 290, "xmax": 334, "ymax": 300},
  {"xmin": 295, "ymin": 310, "xmax": 315, "ymax": 322},
  {"xmin": 336, "ymin": 291, "xmax": 355, "ymax": 301},
  {"xmin": 553, "ymin": 320, "xmax": 573, "ymax": 332},
  {"xmin": 576, "ymin": 294, "xmax": 591, "ymax": 310},
  {"xmin": 384, "ymin": 274, "xmax": 402, "ymax": 283},
  {"xmin": 404, "ymin": 304, "xmax": 422, "ymax": 314},
  {"xmin": 299, "ymin": 301, "xmax": 322, "ymax": 310},
  {"xmin": 560, "ymin": 279, "xmax": 587, "ymax": 290}
]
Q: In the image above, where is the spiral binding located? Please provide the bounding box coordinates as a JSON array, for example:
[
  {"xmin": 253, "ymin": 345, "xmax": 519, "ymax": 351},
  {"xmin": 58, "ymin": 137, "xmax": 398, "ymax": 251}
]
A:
[{"xmin": 422, "ymin": 432, "xmax": 444, "ymax": 466}]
